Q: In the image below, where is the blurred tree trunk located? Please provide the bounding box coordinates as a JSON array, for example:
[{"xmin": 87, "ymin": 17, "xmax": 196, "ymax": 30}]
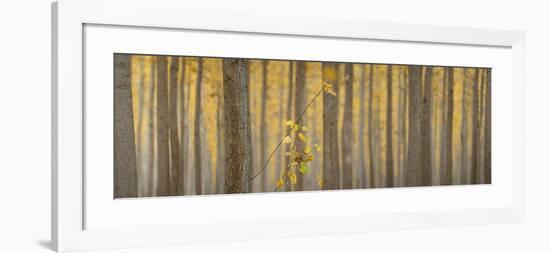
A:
[
  {"xmin": 420, "ymin": 66, "xmax": 433, "ymax": 186},
  {"xmin": 284, "ymin": 62, "xmax": 294, "ymax": 191},
  {"xmin": 223, "ymin": 58, "xmax": 252, "ymax": 193},
  {"xmin": 169, "ymin": 57, "xmax": 180, "ymax": 195},
  {"xmin": 471, "ymin": 69, "xmax": 480, "ymax": 184},
  {"xmin": 397, "ymin": 68, "xmax": 404, "ymax": 187},
  {"xmin": 194, "ymin": 58, "xmax": 203, "ymax": 195},
  {"xmin": 260, "ymin": 61, "xmax": 269, "ymax": 191},
  {"xmin": 439, "ymin": 69, "xmax": 448, "ymax": 185},
  {"xmin": 385, "ymin": 65, "xmax": 394, "ymax": 187},
  {"xmin": 276, "ymin": 74, "xmax": 285, "ymax": 187},
  {"xmin": 341, "ymin": 64, "xmax": 353, "ymax": 189},
  {"xmin": 322, "ymin": 63, "xmax": 340, "ymax": 190},
  {"xmin": 443, "ymin": 68, "xmax": 454, "ymax": 185},
  {"xmin": 401, "ymin": 69, "xmax": 408, "ymax": 186},
  {"xmin": 406, "ymin": 65, "xmax": 421, "ymax": 187},
  {"xmin": 156, "ymin": 56, "xmax": 170, "ymax": 196},
  {"xmin": 135, "ymin": 58, "xmax": 145, "ymax": 196},
  {"xmin": 114, "ymin": 54, "xmax": 138, "ymax": 198},
  {"xmin": 483, "ymin": 69, "xmax": 492, "ymax": 184},
  {"xmin": 460, "ymin": 68, "xmax": 468, "ymax": 184},
  {"xmin": 358, "ymin": 65, "xmax": 367, "ymax": 188},
  {"xmin": 147, "ymin": 57, "xmax": 156, "ymax": 196},
  {"xmin": 367, "ymin": 65, "xmax": 375, "ymax": 188},
  {"xmin": 216, "ymin": 73, "xmax": 225, "ymax": 194},
  {"xmin": 178, "ymin": 58, "xmax": 186, "ymax": 195},
  {"xmin": 246, "ymin": 62, "xmax": 255, "ymax": 193},
  {"xmin": 294, "ymin": 61, "xmax": 307, "ymax": 191}
]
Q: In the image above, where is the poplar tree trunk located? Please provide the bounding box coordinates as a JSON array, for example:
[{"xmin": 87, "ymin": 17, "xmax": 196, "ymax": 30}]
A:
[
  {"xmin": 259, "ymin": 61, "xmax": 268, "ymax": 191},
  {"xmin": 406, "ymin": 65, "xmax": 421, "ymax": 187},
  {"xmin": 284, "ymin": 61, "xmax": 294, "ymax": 191},
  {"xmin": 367, "ymin": 65, "xmax": 375, "ymax": 188},
  {"xmin": 194, "ymin": 58, "xmax": 203, "ymax": 195},
  {"xmin": 420, "ymin": 66, "xmax": 433, "ymax": 186},
  {"xmin": 156, "ymin": 56, "xmax": 170, "ymax": 196},
  {"xmin": 443, "ymin": 68, "xmax": 454, "ymax": 185},
  {"xmin": 471, "ymin": 69, "xmax": 480, "ymax": 184},
  {"xmin": 439, "ymin": 69, "xmax": 448, "ymax": 185},
  {"xmin": 147, "ymin": 57, "xmax": 156, "ymax": 196},
  {"xmin": 483, "ymin": 69, "xmax": 492, "ymax": 184},
  {"xmin": 216, "ymin": 73, "xmax": 225, "ymax": 194},
  {"xmin": 223, "ymin": 58, "xmax": 252, "ymax": 193},
  {"xmin": 460, "ymin": 68, "xmax": 468, "ymax": 184},
  {"xmin": 276, "ymin": 75, "xmax": 284, "ymax": 187},
  {"xmin": 385, "ymin": 65, "xmax": 394, "ymax": 187},
  {"xmin": 341, "ymin": 63, "xmax": 353, "ymax": 189},
  {"xmin": 169, "ymin": 57, "xmax": 180, "ymax": 195},
  {"xmin": 294, "ymin": 61, "xmax": 307, "ymax": 191},
  {"xmin": 358, "ymin": 65, "xmax": 367, "ymax": 188},
  {"xmin": 136, "ymin": 58, "xmax": 145, "ymax": 196},
  {"xmin": 178, "ymin": 58, "xmax": 186, "ymax": 195},
  {"xmin": 114, "ymin": 54, "xmax": 138, "ymax": 198},
  {"xmin": 322, "ymin": 63, "xmax": 340, "ymax": 190}
]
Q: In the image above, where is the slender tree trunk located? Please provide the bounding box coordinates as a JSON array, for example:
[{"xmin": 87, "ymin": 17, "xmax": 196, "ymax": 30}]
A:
[
  {"xmin": 114, "ymin": 54, "xmax": 138, "ymax": 198},
  {"xmin": 156, "ymin": 56, "xmax": 170, "ymax": 196},
  {"xmin": 294, "ymin": 61, "xmax": 307, "ymax": 191},
  {"xmin": 385, "ymin": 65, "xmax": 394, "ymax": 187},
  {"xmin": 216, "ymin": 72, "xmax": 225, "ymax": 194},
  {"xmin": 260, "ymin": 61, "xmax": 269, "ymax": 191},
  {"xmin": 135, "ymin": 58, "xmax": 146, "ymax": 196},
  {"xmin": 322, "ymin": 63, "xmax": 340, "ymax": 190},
  {"xmin": 401, "ymin": 69, "xmax": 408, "ymax": 187},
  {"xmin": 471, "ymin": 69, "xmax": 480, "ymax": 184},
  {"xmin": 443, "ymin": 68, "xmax": 455, "ymax": 185},
  {"xmin": 406, "ymin": 65, "xmax": 421, "ymax": 187},
  {"xmin": 358, "ymin": 65, "xmax": 367, "ymax": 188},
  {"xmin": 439, "ymin": 69, "xmax": 448, "ymax": 185},
  {"xmin": 367, "ymin": 65, "xmax": 375, "ymax": 188},
  {"xmin": 483, "ymin": 69, "xmax": 492, "ymax": 184},
  {"xmin": 169, "ymin": 57, "xmax": 180, "ymax": 195},
  {"xmin": 284, "ymin": 62, "xmax": 295, "ymax": 191},
  {"xmin": 397, "ymin": 68, "xmax": 404, "ymax": 187},
  {"xmin": 147, "ymin": 57, "xmax": 156, "ymax": 196},
  {"xmin": 223, "ymin": 58, "xmax": 252, "ymax": 193},
  {"xmin": 276, "ymin": 77, "xmax": 284, "ymax": 187},
  {"xmin": 194, "ymin": 58, "xmax": 203, "ymax": 195},
  {"xmin": 460, "ymin": 68, "xmax": 468, "ymax": 184},
  {"xmin": 420, "ymin": 66, "xmax": 433, "ymax": 186},
  {"xmin": 178, "ymin": 58, "xmax": 186, "ymax": 195},
  {"xmin": 340, "ymin": 63, "xmax": 353, "ymax": 189}
]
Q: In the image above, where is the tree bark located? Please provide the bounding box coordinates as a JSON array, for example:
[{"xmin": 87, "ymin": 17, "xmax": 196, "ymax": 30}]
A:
[
  {"xmin": 114, "ymin": 54, "xmax": 138, "ymax": 198},
  {"xmin": 223, "ymin": 58, "xmax": 252, "ymax": 193},
  {"xmin": 385, "ymin": 65, "xmax": 394, "ymax": 187},
  {"xmin": 483, "ymin": 69, "xmax": 492, "ymax": 184},
  {"xmin": 322, "ymin": 63, "xmax": 340, "ymax": 190},
  {"xmin": 156, "ymin": 56, "xmax": 170, "ymax": 196},
  {"xmin": 420, "ymin": 66, "xmax": 433, "ymax": 186},
  {"xmin": 178, "ymin": 58, "xmax": 186, "ymax": 195},
  {"xmin": 169, "ymin": 57, "xmax": 180, "ymax": 195},
  {"xmin": 470, "ymin": 69, "xmax": 480, "ymax": 184},
  {"xmin": 194, "ymin": 58, "xmax": 203, "ymax": 195},
  {"xmin": 294, "ymin": 61, "xmax": 307, "ymax": 191},
  {"xmin": 367, "ymin": 65, "xmax": 375, "ymax": 188},
  {"xmin": 260, "ymin": 60, "xmax": 269, "ymax": 191},
  {"xmin": 406, "ymin": 65, "xmax": 421, "ymax": 187},
  {"xmin": 460, "ymin": 68, "xmax": 468, "ymax": 184},
  {"xmin": 216, "ymin": 68, "xmax": 225, "ymax": 194},
  {"xmin": 443, "ymin": 68, "xmax": 454, "ymax": 185},
  {"xmin": 358, "ymin": 65, "xmax": 367, "ymax": 188},
  {"xmin": 147, "ymin": 56, "xmax": 156, "ymax": 196},
  {"xmin": 284, "ymin": 61, "xmax": 295, "ymax": 191},
  {"xmin": 340, "ymin": 64, "xmax": 353, "ymax": 189}
]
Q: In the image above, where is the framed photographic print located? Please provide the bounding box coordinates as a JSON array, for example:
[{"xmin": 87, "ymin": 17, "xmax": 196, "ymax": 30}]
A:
[{"xmin": 52, "ymin": 0, "xmax": 525, "ymax": 252}]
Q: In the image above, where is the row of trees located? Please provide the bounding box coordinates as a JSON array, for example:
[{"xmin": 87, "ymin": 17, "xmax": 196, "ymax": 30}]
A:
[{"xmin": 114, "ymin": 54, "xmax": 491, "ymax": 198}]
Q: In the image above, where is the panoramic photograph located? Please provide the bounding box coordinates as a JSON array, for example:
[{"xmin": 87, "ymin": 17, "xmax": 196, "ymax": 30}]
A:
[{"xmin": 114, "ymin": 54, "xmax": 491, "ymax": 198}]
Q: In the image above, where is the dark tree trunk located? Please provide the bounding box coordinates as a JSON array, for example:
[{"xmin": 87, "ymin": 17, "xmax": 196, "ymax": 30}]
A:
[
  {"xmin": 284, "ymin": 61, "xmax": 294, "ymax": 191},
  {"xmin": 460, "ymin": 68, "xmax": 468, "ymax": 184},
  {"xmin": 169, "ymin": 57, "xmax": 180, "ymax": 195},
  {"xmin": 114, "ymin": 54, "xmax": 138, "ymax": 198},
  {"xmin": 216, "ymin": 69, "xmax": 225, "ymax": 194},
  {"xmin": 223, "ymin": 58, "xmax": 252, "ymax": 193},
  {"xmin": 443, "ymin": 68, "xmax": 455, "ymax": 185},
  {"xmin": 471, "ymin": 69, "xmax": 480, "ymax": 184},
  {"xmin": 483, "ymin": 69, "xmax": 492, "ymax": 184},
  {"xmin": 367, "ymin": 65, "xmax": 375, "ymax": 188},
  {"xmin": 147, "ymin": 56, "xmax": 156, "ymax": 196},
  {"xmin": 294, "ymin": 61, "xmax": 307, "ymax": 191},
  {"xmin": 156, "ymin": 56, "xmax": 170, "ymax": 196},
  {"xmin": 194, "ymin": 58, "xmax": 203, "ymax": 195},
  {"xmin": 260, "ymin": 60, "xmax": 269, "ymax": 191},
  {"xmin": 420, "ymin": 66, "xmax": 433, "ymax": 186},
  {"xmin": 385, "ymin": 65, "xmax": 394, "ymax": 187},
  {"xmin": 322, "ymin": 63, "xmax": 340, "ymax": 190},
  {"xmin": 178, "ymin": 58, "xmax": 186, "ymax": 195},
  {"xmin": 341, "ymin": 64, "xmax": 354, "ymax": 189},
  {"xmin": 406, "ymin": 65, "xmax": 421, "ymax": 187},
  {"xmin": 358, "ymin": 65, "xmax": 367, "ymax": 188}
]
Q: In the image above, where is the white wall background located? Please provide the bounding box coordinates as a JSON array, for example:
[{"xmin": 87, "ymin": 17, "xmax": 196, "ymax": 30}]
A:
[{"xmin": 0, "ymin": 0, "xmax": 547, "ymax": 252}]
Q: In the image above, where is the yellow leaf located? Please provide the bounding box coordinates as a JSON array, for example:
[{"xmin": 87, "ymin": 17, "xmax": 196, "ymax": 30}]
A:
[
  {"xmin": 304, "ymin": 146, "xmax": 311, "ymax": 154},
  {"xmin": 290, "ymin": 173, "xmax": 297, "ymax": 184},
  {"xmin": 282, "ymin": 136, "xmax": 292, "ymax": 144},
  {"xmin": 276, "ymin": 178, "xmax": 284, "ymax": 188},
  {"xmin": 314, "ymin": 143, "xmax": 322, "ymax": 152},
  {"xmin": 301, "ymin": 126, "xmax": 308, "ymax": 131},
  {"xmin": 298, "ymin": 133, "xmax": 306, "ymax": 142},
  {"xmin": 285, "ymin": 120, "xmax": 295, "ymax": 127}
]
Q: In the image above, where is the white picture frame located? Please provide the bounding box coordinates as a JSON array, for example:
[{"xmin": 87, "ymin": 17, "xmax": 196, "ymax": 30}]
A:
[{"xmin": 52, "ymin": 0, "xmax": 526, "ymax": 252}]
